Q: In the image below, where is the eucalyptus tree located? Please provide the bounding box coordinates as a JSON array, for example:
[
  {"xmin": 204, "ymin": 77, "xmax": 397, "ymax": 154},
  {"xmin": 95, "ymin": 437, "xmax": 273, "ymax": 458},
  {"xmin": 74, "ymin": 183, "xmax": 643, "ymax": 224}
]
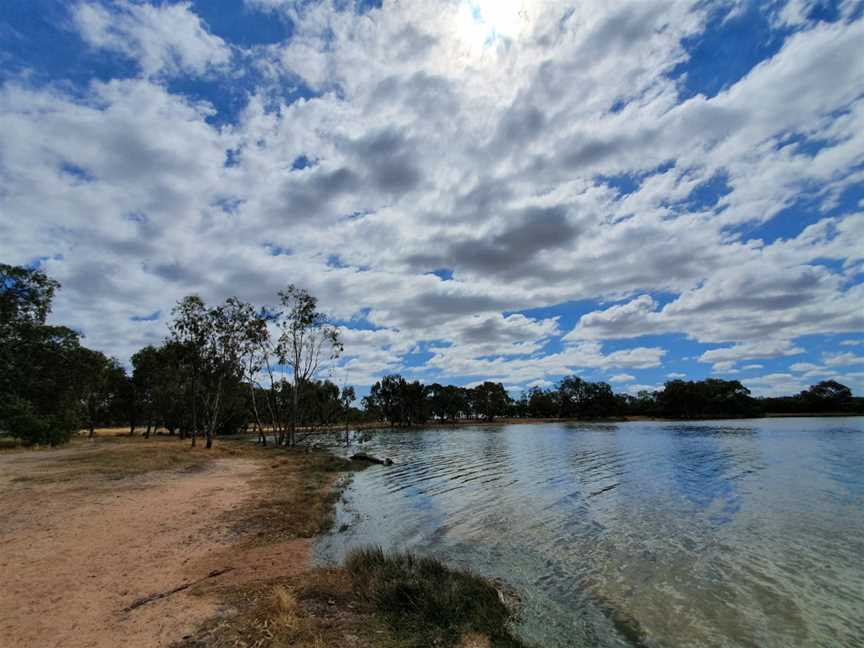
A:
[
  {"xmin": 526, "ymin": 386, "xmax": 558, "ymax": 418},
  {"xmin": 275, "ymin": 285, "xmax": 342, "ymax": 446},
  {"xmin": 234, "ymin": 306, "xmax": 271, "ymax": 444},
  {"xmin": 75, "ymin": 347, "xmax": 126, "ymax": 437},
  {"xmin": 168, "ymin": 295, "xmax": 261, "ymax": 448},
  {"xmin": 470, "ymin": 381, "xmax": 510, "ymax": 421},
  {"xmin": 169, "ymin": 296, "xmax": 208, "ymax": 446},
  {"xmin": 558, "ymin": 376, "xmax": 588, "ymax": 418},
  {"xmin": 656, "ymin": 378, "xmax": 757, "ymax": 419},
  {"xmin": 798, "ymin": 380, "xmax": 853, "ymax": 412},
  {"xmin": 131, "ymin": 345, "xmax": 160, "ymax": 435},
  {"xmin": 200, "ymin": 297, "xmax": 262, "ymax": 448},
  {"xmin": 131, "ymin": 341, "xmax": 191, "ymax": 437},
  {"xmin": 367, "ymin": 374, "xmax": 407, "ymax": 426},
  {"xmin": 427, "ymin": 383, "xmax": 468, "ymax": 421}
]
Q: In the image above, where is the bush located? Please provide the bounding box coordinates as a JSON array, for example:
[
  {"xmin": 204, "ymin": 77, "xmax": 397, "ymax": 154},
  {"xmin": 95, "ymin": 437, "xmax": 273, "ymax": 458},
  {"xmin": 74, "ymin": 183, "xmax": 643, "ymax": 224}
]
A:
[
  {"xmin": 0, "ymin": 394, "xmax": 78, "ymax": 446},
  {"xmin": 345, "ymin": 547, "xmax": 525, "ymax": 648}
]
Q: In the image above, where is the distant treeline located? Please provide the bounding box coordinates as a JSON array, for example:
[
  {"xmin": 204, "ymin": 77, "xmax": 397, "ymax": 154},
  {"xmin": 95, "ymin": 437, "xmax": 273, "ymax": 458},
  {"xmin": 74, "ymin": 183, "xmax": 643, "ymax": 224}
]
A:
[
  {"xmin": 362, "ymin": 374, "xmax": 863, "ymax": 426},
  {"xmin": 1, "ymin": 263, "xmax": 861, "ymax": 447}
]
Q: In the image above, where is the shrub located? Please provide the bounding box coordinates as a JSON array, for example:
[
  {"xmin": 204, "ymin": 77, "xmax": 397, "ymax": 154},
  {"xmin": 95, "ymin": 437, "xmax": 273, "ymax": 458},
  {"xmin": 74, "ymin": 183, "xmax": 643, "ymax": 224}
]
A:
[{"xmin": 345, "ymin": 547, "xmax": 525, "ymax": 648}]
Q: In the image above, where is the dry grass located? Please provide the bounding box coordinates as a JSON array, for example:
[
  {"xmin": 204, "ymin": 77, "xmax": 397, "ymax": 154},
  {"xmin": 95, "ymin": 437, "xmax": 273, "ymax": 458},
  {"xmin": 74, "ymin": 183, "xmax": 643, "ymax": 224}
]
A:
[
  {"xmin": 76, "ymin": 426, "xmax": 135, "ymax": 437},
  {"xmin": 176, "ymin": 549, "xmax": 526, "ymax": 648},
  {"xmin": 458, "ymin": 633, "xmax": 493, "ymax": 648},
  {"xmin": 8, "ymin": 436, "xmax": 249, "ymax": 484},
  {"xmin": 173, "ymin": 571, "xmax": 387, "ymax": 648},
  {"xmin": 234, "ymin": 450, "xmax": 368, "ymax": 543}
]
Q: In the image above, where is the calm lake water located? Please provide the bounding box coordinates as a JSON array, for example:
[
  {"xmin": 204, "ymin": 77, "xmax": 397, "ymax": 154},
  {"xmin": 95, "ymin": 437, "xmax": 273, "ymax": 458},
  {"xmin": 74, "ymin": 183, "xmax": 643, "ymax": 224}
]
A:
[{"xmin": 315, "ymin": 418, "xmax": 864, "ymax": 647}]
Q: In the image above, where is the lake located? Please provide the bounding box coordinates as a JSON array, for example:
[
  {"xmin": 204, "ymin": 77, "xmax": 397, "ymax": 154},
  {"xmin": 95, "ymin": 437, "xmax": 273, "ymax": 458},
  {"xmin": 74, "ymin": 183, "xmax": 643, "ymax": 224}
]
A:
[{"xmin": 315, "ymin": 418, "xmax": 864, "ymax": 647}]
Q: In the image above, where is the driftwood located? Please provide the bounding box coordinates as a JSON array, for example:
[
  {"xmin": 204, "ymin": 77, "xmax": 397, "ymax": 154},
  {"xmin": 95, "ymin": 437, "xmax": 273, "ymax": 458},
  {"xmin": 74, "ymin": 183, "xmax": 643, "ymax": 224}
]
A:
[
  {"xmin": 123, "ymin": 568, "xmax": 233, "ymax": 612},
  {"xmin": 350, "ymin": 452, "xmax": 393, "ymax": 466}
]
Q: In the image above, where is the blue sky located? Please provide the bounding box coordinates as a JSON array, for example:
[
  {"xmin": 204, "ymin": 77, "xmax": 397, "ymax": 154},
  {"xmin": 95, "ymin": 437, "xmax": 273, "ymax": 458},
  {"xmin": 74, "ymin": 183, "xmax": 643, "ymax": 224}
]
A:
[{"xmin": 1, "ymin": 0, "xmax": 863, "ymax": 397}]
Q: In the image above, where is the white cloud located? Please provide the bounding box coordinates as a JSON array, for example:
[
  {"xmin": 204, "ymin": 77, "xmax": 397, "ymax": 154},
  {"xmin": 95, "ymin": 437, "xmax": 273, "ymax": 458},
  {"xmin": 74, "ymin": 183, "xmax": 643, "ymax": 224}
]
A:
[
  {"xmin": 790, "ymin": 362, "xmax": 824, "ymax": 372},
  {"xmin": 609, "ymin": 373, "xmax": 636, "ymax": 383},
  {"xmin": 745, "ymin": 373, "xmax": 808, "ymax": 397},
  {"xmin": 1, "ymin": 0, "xmax": 862, "ymax": 391},
  {"xmin": 700, "ymin": 340, "xmax": 805, "ymax": 366},
  {"xmin": 74, "ymin": 1, "xmax": 231, "ymax": 77},
  {"xmin": 823, "ymin": 352, "xmax": 864, "ymax": 367},
  {"xmin": 624, "ymin": 383, "xmax": 662, "ymax": 395}
]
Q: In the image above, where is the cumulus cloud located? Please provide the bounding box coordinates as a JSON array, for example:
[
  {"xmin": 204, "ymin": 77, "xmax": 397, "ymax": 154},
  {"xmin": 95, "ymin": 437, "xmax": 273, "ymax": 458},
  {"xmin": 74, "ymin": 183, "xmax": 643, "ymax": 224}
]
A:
[
  {"xmin": 823, "ymin": 352, "xmax": 864, "ymax": 367},
  {"xmin": 1, "ymin": 0, "xmax": 862, "ymax": 392},
  {"xmin": 73, "ymin": 1, "xmax": 231, "ymax": 77}
]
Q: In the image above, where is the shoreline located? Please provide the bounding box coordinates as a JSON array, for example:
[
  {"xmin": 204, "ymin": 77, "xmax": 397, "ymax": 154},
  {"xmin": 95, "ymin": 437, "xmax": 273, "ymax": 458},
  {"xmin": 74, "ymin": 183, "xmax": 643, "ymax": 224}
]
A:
[
  {"xmin": 173, "ymin": 439, "xmax": 527, "ymax": 648},
  {"xmin": 0, "ymin": 435, "xmax": 526, "ymax": 647}
]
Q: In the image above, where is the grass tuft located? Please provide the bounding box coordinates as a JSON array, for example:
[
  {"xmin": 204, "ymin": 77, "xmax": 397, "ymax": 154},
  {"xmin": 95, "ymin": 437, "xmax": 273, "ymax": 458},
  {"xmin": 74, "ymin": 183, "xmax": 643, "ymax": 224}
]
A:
[
  {"xmin": 345, "ymin": 547, "xmax": 526, "ymax": 648},
  {"xmin": 271, "ymin": 584, "xmax": 301, "ymax": 630}
]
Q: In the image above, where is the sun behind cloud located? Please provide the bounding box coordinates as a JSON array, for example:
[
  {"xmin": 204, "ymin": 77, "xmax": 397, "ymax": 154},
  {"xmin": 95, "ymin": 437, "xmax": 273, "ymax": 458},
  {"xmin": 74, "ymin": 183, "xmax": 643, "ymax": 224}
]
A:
[{"xmin": 456, "ymin": 0, "xmax": 530, "ymax": 48}]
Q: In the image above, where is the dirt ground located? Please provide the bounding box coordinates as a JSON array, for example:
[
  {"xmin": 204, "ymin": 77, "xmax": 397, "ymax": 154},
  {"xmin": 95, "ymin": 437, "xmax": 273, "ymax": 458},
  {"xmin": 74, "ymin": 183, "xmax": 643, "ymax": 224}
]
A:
[{"xmin": 0, "ymin": 440, "xmax": 311, "ymax": 648}]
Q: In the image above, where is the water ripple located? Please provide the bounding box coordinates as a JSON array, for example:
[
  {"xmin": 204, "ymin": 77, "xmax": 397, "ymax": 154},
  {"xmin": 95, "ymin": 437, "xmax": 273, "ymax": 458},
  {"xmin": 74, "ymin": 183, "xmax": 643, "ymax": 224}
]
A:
[{"xmin": 316, "ymin": 418, "xmax": 864, "ymax": 648}]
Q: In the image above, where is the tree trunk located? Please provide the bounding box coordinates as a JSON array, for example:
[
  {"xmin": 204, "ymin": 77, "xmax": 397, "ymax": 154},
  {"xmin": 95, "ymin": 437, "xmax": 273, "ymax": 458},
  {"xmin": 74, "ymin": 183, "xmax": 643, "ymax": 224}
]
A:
[
  {"xmin": 191, "ymin": 378, "xmax": 198, "ymax": 448},
  {"xmin": 249, "ymin": 383, "xmax": 266, "ymax": 446},
  {"xmin": 291, "ymin": 382, "xmax": 299, "ymax": 448},
  {"xmin": 205, "ymin": 379, "xmax": 222, "ymax": 450}
]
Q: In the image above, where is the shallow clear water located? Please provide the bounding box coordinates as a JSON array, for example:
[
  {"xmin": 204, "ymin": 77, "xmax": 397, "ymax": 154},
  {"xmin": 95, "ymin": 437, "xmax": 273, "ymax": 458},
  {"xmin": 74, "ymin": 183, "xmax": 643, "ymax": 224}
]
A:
[{"xmin": 315, "ymin": 418, "xmax": 864, "ymax": 647}]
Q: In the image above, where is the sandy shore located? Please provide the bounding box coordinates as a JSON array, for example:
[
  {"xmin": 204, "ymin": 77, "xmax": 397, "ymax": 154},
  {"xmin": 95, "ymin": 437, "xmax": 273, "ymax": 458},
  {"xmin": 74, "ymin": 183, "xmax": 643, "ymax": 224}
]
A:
[{"xmin": 0, "ymin": 442, "xmax": 310, "ymax": 648}]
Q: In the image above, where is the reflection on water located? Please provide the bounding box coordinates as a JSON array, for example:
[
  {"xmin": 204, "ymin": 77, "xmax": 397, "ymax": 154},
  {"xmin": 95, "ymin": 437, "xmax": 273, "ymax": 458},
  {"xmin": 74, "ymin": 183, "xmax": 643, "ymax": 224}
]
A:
[{"xmin": 315, "ymin": 418, "xmax": 864, "ymax": 647}]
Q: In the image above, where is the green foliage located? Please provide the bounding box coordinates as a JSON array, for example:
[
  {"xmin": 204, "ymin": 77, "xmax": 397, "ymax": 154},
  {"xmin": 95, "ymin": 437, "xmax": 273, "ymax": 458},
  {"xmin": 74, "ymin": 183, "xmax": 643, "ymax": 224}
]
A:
[
  {"xmin": 365, "ymin": 374, "xmax": 431, "ymax": 426},
  {"xmin": 557, "ymin": 376, "xmax": 617, "ymax": 418},
  {"xmin": 797, "ymin": 380, "xmax": 853, "ymax": 412},
  {"xmin": 345, "ymin": 547, "xmax": 525, "ymax": 648},
  {"xmin": 0, "ymin": 264, "xmax": 101, "ymax": 445},
  {"xmin": 426, "ymin": 383, "xmax": 469, "ymax": 421},
  {"xmin": 656, "ymin": 378, "xmax": 759, "ymax": 419},
  {"xmin": 75, "ymin": 346, "xmax": 128, "ymax": 434},
  {"xmin": 524, "ymin": 386, "xmax": 558, "ymax": 418},
  {"xmin": 761, "ymin": 379, "xmax": 860, "ymax": 414},
  {"xmin": 471, "ymin": 381, "xmax": 511, "ymax": 421},
  {"xmin": 0, "ymin": 394, "xmax": 77, "ymax": 446},
  {"xmin": 167, "ymin": 295, "xmax": 264, "ymax": 446},
  {"xmin": 0, "ymin": 262, "xmax": 59, "ymax": 333}
]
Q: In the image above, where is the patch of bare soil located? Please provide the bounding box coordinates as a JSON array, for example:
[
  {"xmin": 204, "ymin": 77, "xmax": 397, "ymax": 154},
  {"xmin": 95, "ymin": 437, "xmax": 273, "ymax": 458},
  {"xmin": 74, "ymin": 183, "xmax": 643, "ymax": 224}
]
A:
[{"xmin": 0, "ymin": 443, "xmax": 310, "ymax": 648}]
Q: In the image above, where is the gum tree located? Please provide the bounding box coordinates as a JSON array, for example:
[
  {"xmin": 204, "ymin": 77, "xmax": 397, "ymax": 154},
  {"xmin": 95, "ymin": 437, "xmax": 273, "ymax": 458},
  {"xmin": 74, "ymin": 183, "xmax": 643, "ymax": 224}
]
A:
[{"xmin": 275, "ymin": 285, "xmax": 342, "ymax": 446}]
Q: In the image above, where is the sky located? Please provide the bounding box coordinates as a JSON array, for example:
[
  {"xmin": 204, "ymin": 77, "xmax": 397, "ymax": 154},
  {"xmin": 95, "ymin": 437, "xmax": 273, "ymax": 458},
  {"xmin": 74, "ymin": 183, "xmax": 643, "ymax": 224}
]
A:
[{"xmin": 1, "ymin": 0, "xmax": 863, "ymax": 398}]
